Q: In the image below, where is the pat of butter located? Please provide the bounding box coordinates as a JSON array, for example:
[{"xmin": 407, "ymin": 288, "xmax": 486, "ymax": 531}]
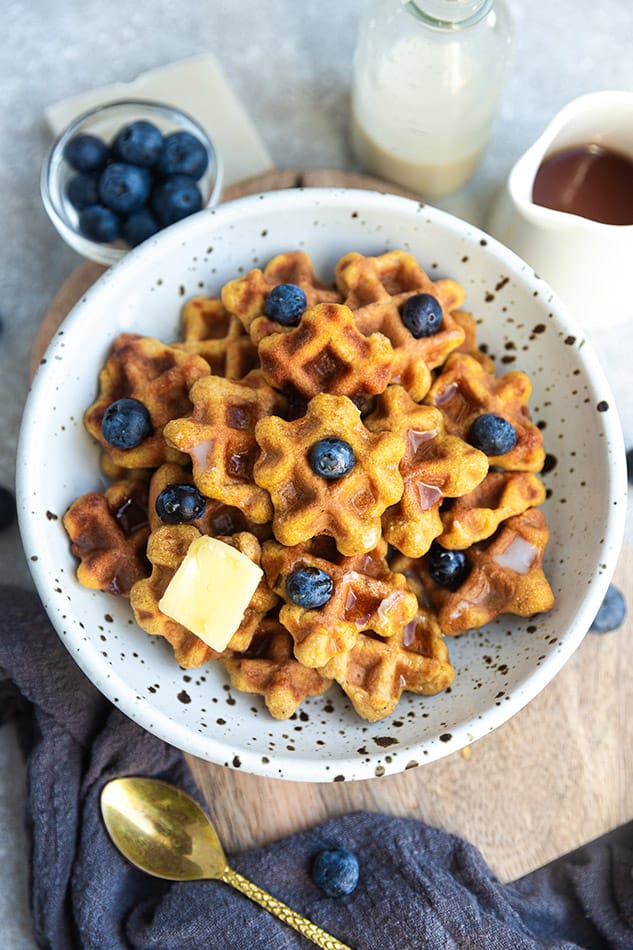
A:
[{"xmin": 158, "ymin": 536, "xmax": 262, "ymax": 652}]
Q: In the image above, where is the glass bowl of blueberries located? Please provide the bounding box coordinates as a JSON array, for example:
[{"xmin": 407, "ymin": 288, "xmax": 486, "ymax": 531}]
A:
[{"xmin": 41, "ymin": 99, "xmax": 223, "ymax": 266}]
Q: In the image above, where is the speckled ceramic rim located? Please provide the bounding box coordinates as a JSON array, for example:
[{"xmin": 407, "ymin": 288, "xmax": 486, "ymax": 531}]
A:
[{"xmin": 17, "ymin": 188, "xmax": 628, "ymax": 782}]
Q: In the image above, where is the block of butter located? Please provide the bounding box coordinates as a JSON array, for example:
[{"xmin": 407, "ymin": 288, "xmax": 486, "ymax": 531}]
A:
[{"xmin": 158, "ymin": 535, "xmax": 263, "ymax": 652}]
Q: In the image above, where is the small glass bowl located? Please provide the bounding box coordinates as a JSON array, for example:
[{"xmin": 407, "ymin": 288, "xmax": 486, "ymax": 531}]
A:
[{"xmin": 41, "ymin": 99, "xmax": 223, "ymax": 266}]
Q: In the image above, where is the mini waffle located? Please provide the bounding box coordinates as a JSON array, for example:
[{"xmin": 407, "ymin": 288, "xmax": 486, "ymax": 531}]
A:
[
  {"xmin": 85, "ymin": 333, "xmax": 210, "ymax": 470},
  {"xmin": 335, "ymin": 250, "xmax": 466, "ymax": 400},
  {"xmin": 163, "ymin": 373, "xmax": 285, "ymax": 524},
  {"xmin": 258, "ymin": 302, "xmax": 395, "ymax": 404},
  {"xmin": 425, "ymin": 352, "xmax": 545, "ymax": 472},
  {"xmin": 221, "ymin": 250, "xmax": 342, "ymax": 344},
  {"xmin": 147, "ymin": 462, "xmax": 267, "ymax": 539},
  {"xmin": 172, "ymin": 295, "xmax": 259, "ymax": 379},
  {"xmin": 262, "ymin": 537, "xmax": 418, "ymax": 668},
  {"xmin": 320, "ymin": 608, "xmax": 455, "ymax": 722},
  {"xmin": 63, "ymin": 477, "xmax": 150, "ymax": 596},
  {"xmin": 366, "ymin": 385, "xmax": 488, "ymax": 557},
  {"xmin": 254, "ymin": 392, "xmax": 405, "ymax": 555},
  {"xmin": 439, "ymin": 471, "xmax": 547, "ymax": 549},
  {"xmin": 221, "ymin": 618, "xmax": 332, "ymax": 720},
  {"xmin": 451, "ymin": 309, "xmax": 496, "ymax": 373},
  {"xmin": 130, "ymin": 526, "xmax": 277, "ymax": 666},
  {"xmin": 418, "ymin": 508, "xmax": 555, "ymax": 635}
]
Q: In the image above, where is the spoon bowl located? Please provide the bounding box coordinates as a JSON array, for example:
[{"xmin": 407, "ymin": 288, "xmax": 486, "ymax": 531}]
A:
[
  {"xmin": 100, "ymin": 776, "xmax": 351, "ymax": 950},
  {"xmin": 101, "ymin": 776, "xmax": 228, "ymax": 880}
]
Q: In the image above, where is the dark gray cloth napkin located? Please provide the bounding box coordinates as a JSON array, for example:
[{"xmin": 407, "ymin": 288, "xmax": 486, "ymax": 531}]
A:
[{"xmin": 1, "ymin": 583, "xmax": 632, "ymax": 950}]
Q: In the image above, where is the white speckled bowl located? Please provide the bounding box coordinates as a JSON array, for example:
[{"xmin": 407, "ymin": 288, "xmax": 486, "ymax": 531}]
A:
[{"xmin": 17, "ymin": 189, "xmax": 627, "ymax": 782}]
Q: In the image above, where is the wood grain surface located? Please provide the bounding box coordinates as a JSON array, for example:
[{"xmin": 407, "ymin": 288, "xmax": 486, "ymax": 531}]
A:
[{"xmin": 35, "ymin": 168, "xmax": 633, "ymax": 883}]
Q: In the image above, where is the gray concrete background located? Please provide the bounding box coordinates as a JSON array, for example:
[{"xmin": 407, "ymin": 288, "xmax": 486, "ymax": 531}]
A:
[{"xmin": 2, "ymin": 1, "xmax": 632, "ymax": 944}]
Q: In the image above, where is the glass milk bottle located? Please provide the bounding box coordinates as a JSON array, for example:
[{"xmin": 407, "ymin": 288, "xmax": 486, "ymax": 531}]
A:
[{"xmin": 350, "ymin": 0, "xmax": 514, "ymax": 199}]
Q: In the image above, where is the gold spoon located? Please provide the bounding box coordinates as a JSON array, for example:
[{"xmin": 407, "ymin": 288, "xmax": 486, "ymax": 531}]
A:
[{"xmin": 100, "ymin": 776, "xmax": 352, "ymax": 950}]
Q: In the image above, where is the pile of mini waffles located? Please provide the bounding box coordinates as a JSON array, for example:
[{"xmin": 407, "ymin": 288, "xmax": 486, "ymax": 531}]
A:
[{"xmin": 63, "ymin": 249, "xmax": 554, "ymax": 723}]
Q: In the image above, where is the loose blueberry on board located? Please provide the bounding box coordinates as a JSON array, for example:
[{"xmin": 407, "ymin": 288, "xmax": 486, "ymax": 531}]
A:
[
  {"xmin": 78, "ymin": 205, "xmax": 121, "ymax": 243},
  {"xmin": 309, "ymin": 438, "xmax": 356, "ymax": 480},
  {"xmin": 468, "ymin": 413, "xmax": 517, "ymax": 455},
  {"xmin": 286, "ymin": 566, "xmax": 334, "ymax": 609},
  {"xmin": 101, "ymin": 398, "xmax": 152, "ymax": 449},
  {"xmin": 401, "ymin": 292, "xmax": 443, "ymax": 338},
  {"xmin": 113, "ymin": 120, "xmax": 164, "ymax": 167},
  {"xmin": 66, "ymin": 173, "xmax": 100, "ymax": 211},
  {"xmin": 123, "ymin": 207, "xmax": 161, "ymax": 247},
  {"xmin": 427, "ymin": 543, "xmax": 469, "ymax": 590},
  {"xmin": 0, "ymin": 485, "xmax": 16, "ymax": 531},
  {"xmin": 263, "ymin": 283, "xmax": 307, "ymax": 326},
  {"xmin": 590, "ymin": 584, "xmax": 626, "ymax": 633},
  {"xmin": 63, "ymin": 133, "xmax": 109, "ymax": 173},
  {"xmin": 311, "ymin": 849, "xmax": 359, "ymax": 898},
  {"xmin": 157, "ymin": 130, "xmax": 209, "ymax": 179},
  {"xmin": 98, "ymin": 162, "xmax": 152, "ymax": 214},
  {"xmin": 151, "ymin": 174, "xmax": 203, "ymax": 226},
  {"xmin": 155, "ymin": 484, "xmax": 207, "ymax": 524}
]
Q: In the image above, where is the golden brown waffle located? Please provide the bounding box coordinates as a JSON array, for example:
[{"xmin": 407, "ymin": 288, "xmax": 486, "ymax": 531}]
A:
[
  {"xmin": 335, "ymin": 250, "xmax": 466, "ymax": 400},
  {"xmin": 163, "ymin": 373, "xmax": 285, "ymax": 524},
  {"xmin": 425, "ymin": 352, "xmax": 545, "ymax": 472},
  {"xmin": 262, "ymin": 537, "xmax": 418, "ymax": 668},
  {"xmin": 130, "ymin": 524, "xmax": 215, "ymax": 667},
  {"xmin": 439, "ymin": 471, "xmax": 547, "ymax": 549},
  {"xmin": 418, "ymin": 508, "xmax": 555, "ymax": 635},
  {"xmin": 130, "ymin": 526, "xmax": 277, "ymax": 666},
  {"xmin": 172, "ymin": 295, "xmax": 259, "ymax": 379},
  {"xmin": 221, "ymin": 618, "xmax": 332, "ymax": 719},
  {"xmin": 258, "ymin": 302, "xmax": 395, "ymax": 403},
  {"xmin": 366, "ymin": 385, "xmax": 488, "ymax": 557},
  {"xmin": 254, "ymin": 393, "xmax": 405, "ymax": 555},
  {"xmin": 63, "ymin": 477, "xmax": 150, "ymax": 596},
  {"xmin": 222, "ymin": 250, "xmax": 342, "ymax": 344},
  {"xmin": 320, "ymin": 608, "xmax": 455, "ymax": 722},
  {"xmin": 85, "ymin": 333, "xmax": 210, "ymax": 470},
  {"xmin": 147, "ymin": 462, "xmax": 264, "ymax": 539},
  {"xmin": 451, "ymin": 310, "xmax": 496, "ymax": 373}
]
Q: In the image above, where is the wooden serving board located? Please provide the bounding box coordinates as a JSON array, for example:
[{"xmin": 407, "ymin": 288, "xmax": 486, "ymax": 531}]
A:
[{"xmin": 35, "ymin": 168, "xmax": 633, "ymax": 882}]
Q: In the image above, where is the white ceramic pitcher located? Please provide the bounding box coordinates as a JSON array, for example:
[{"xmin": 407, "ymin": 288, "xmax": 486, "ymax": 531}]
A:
[{"xmin": 488, "ymin": 90, "xmax": 633, "ymax": 331}]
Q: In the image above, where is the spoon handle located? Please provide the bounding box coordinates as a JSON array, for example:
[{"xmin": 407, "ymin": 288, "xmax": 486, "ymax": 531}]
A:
[{"xmin": 222, "ymin": 867, "xmax": 352, "ymax": 950}]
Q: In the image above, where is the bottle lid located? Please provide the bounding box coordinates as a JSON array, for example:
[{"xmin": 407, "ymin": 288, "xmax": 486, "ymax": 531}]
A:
[{"xmin": 405, "ymin": 0, "xmax": 494, "ymax": 28}]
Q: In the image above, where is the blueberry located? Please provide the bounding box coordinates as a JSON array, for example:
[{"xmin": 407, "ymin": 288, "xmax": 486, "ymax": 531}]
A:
[
  {"xmin": 98, "ymin": 162, "xmax": 152, "ymax": 214},
  {"xmin": 66, "ymin": 172, "xmax": 99, "ymax": 211},
  {"xmin": 113, "ymin": 120, "xmax": 164, "ymax": 167},
  {"xmin": 0, "ymin": 485, "xmax": 16, "ymax": 531},
  {"xmin": 157, "ymin": 131, "xmax": 209, "ymax": 179},
  {"xmin": 264, "ymin": 283, "xmax": 307, "ymax": 326},
  {"xmin": 626, "ymin": 447, "xmax": 633, "ymax": 484},
  {"xmin": 309, "ymin": 438, "xmax": 355, "ymax": 480},
  {"xmin": 311, "ymin": 849, "xmax": 359, "ymax": 898},
  {"xmin": 101, "ymin": 398, "xmax": 152, "ymax": 449},
  {"xmin": 123, "ymin": 207, "xmax": 160, "ymax": 247},
  {"xmin": 151, "ymin": 174, "xmax": 203, "ymax": 226},
  {"xmin": 78, "ymin": 204, "xmax": 121, "ymax": 243},
  {"xmin": 63, "ymin": 133, "xmax": 109, "ymax": 173},
  {"xmin": 401, "ymin": 293, "xmax": 443, "ymax": 338},
  {"xmin": 468, "ymin": 413, "xmax": 517, "ymax": 455},
  {"xmin": 590, "ymin": 584, "xmax": 626, "ymax": 633},
  {"xmin": 427, "ymin": 543, "xmax": 469, "ymax": 590},
  {"xmin": 286, "ymin": 566, "xmax": 334, "ymax": 609},
  {"xmin": 155, "ymin": 484, "xmax": 207, "ymax": 524}
]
